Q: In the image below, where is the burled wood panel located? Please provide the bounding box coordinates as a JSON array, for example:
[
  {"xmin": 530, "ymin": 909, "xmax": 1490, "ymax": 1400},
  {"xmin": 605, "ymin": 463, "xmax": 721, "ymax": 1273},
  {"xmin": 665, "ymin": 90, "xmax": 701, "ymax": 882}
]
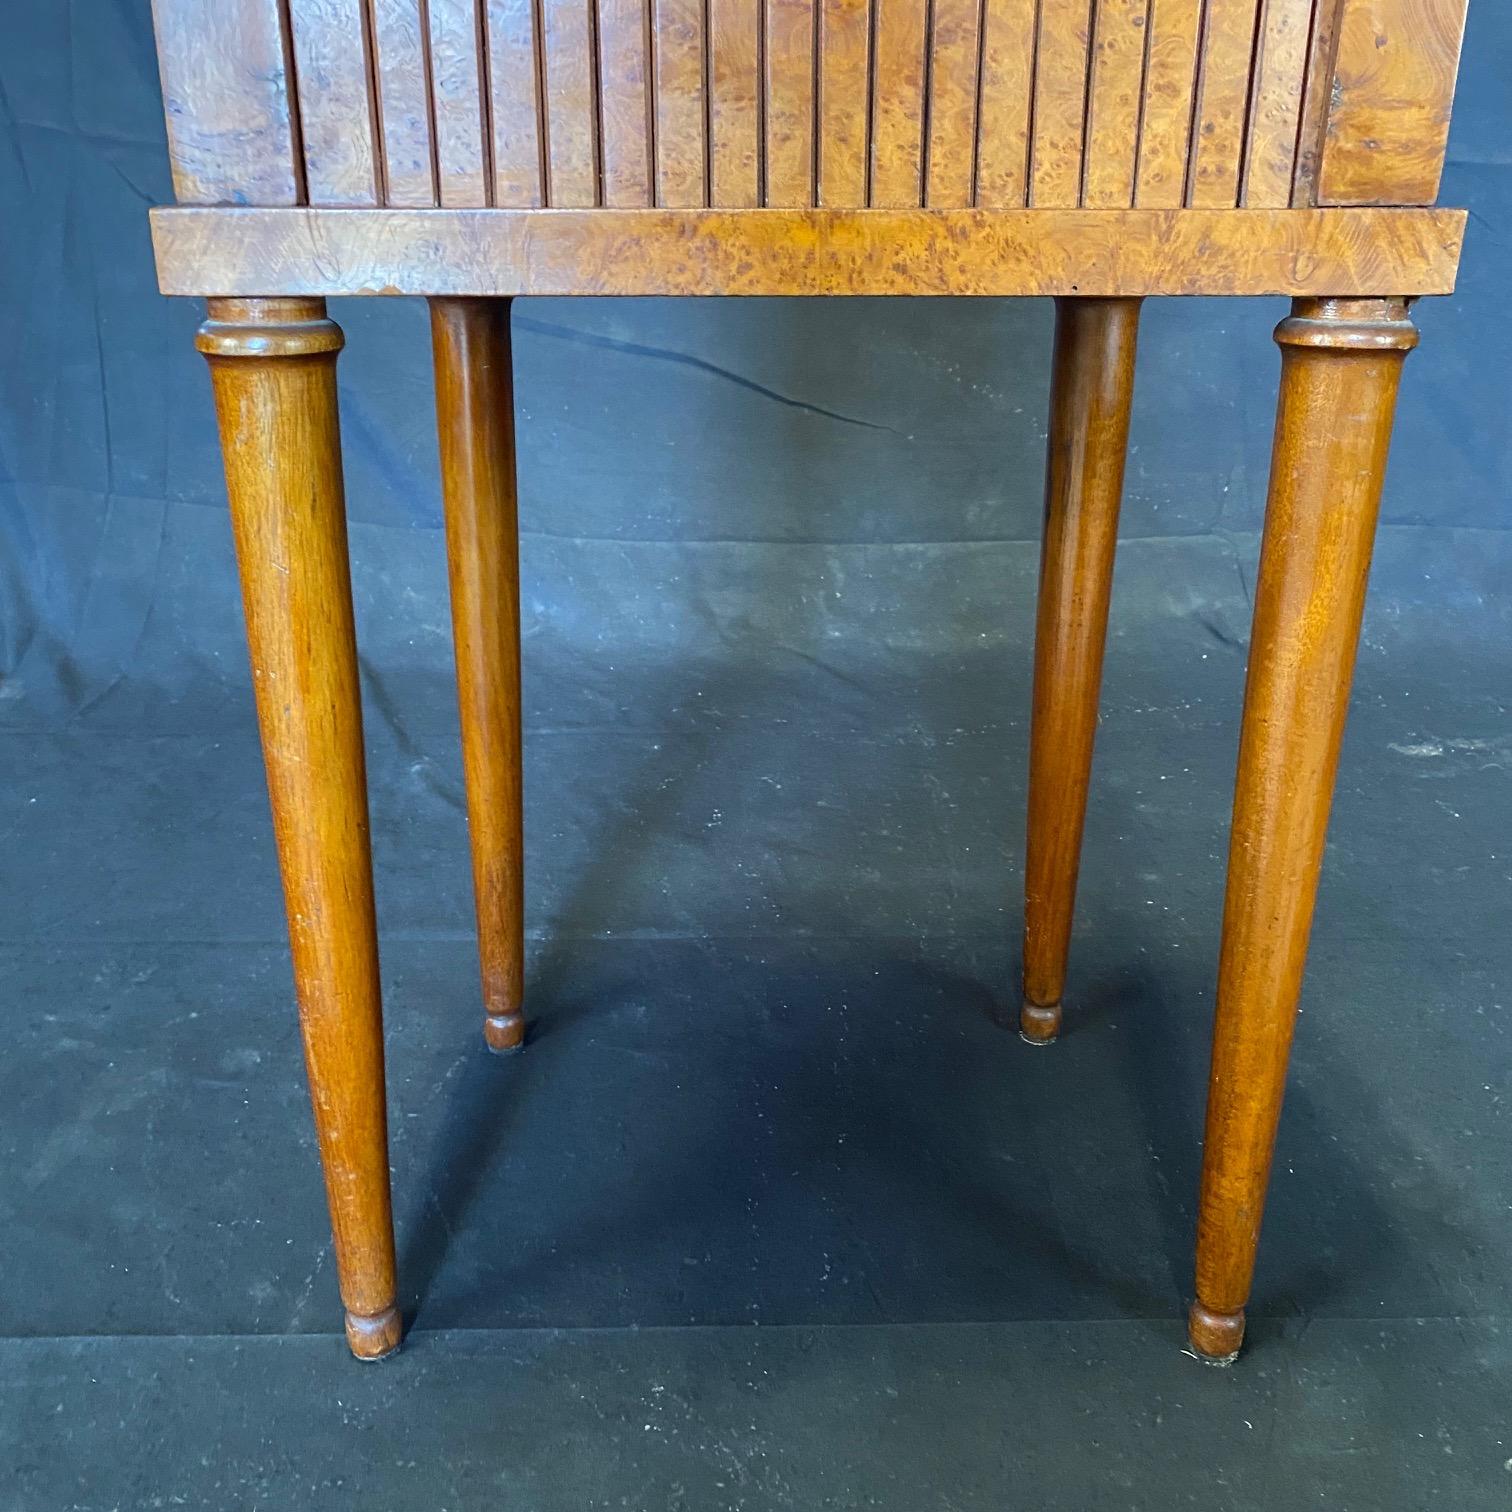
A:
[
  {"xmin": 924, "ymin": 0, "xmax": 982, "ymax": 209},
  {"xmin": 766, "ymin": 0, "xmax": 818, "ymax": 206},
  {"xmin": 709, "ymin": 0, "xmax": 762, "ymax": 206},
  {"xmin": 1082, "ymin": 0, "xmax": 1149, "ymax": 209},
  {"xmin": 541, "ymin": 0, "xmax": 600, "ymax": 206},
  {"xmin": 1318, "ymin": 0, "xmax": 1469, "ymax": 207},
  {"xmin": 153, "ymin": 205, "xmax": 1469, "ymax": 297},
  {"xmin": 653, "ymin": 0, "xmax": 709, "ymax": 206},
  {"xmin": 598, "ymin": 0, "xmax": 655, "ymax": 206},
  {"xmin": 870, "ymin": 0, "xmax": 930, "ymax": 207},
  {"xmin": 287, "ymin": 0, "xmax": 381, "ymax": 206},
  {"xmin": 428, "ymin": 0, "xmax": 492, "ymax": 206},
  {"xmin": 1030, "ymin": 0, "xmax": 1093, "ymax": 208},
  {"xmin": 974, "ymin": 0, "xmax": 1036, "ymax": 208},
  {"xmin": 153, "ymin": 0, "xmax": 1461, "ymax": 211},
  {"xmin": 1133, "ymin": 0, "xmax": 1202, "ymax": 209},
  {"xmin": 152, "ymin": 0, "xmax": 303, "ymax": 204},
  {"xmin": 369, "ymin": 0, "xmax": 437, "ymax": 207},
  {"xmin": 1242, "ymin": 0, "xmax": 1314, "ymax": 207},
  {"xmin": 816, "ymin": 0, "xmax": 870, "ymax": 206},
  {"xmin": 1188, "ymin": 0, "xmax": 1264, "ymax": 209},
  {"xmin": 486, "ymin": 0, "xmax": 547, "ymax": 206}
]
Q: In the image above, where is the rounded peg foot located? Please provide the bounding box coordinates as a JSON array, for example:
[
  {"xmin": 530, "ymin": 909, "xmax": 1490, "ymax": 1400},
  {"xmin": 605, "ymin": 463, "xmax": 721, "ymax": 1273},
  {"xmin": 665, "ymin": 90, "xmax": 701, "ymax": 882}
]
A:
[
  {"xmin": 484, "ymin": 1009, "xmax": 526, "ymax": 1054},
  {"xmin": 345, "ymin": 1305, "xmax": 403, "ymax": 1361},
  {"xmin": 1187, "ymin": 1301, "xmax": 1245, "ymax": 1365},
  {"xmin": 1019, "ymin": 999, "xmax": 1061, "ymax": 1045}
]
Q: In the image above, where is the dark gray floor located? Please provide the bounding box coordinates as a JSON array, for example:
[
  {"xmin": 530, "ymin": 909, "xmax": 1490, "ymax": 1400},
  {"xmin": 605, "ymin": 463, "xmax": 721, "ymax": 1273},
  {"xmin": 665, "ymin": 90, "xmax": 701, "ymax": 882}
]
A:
[{"xmin": 3, "ymin": 534, "xmax": 1511, "ymax": 1507}]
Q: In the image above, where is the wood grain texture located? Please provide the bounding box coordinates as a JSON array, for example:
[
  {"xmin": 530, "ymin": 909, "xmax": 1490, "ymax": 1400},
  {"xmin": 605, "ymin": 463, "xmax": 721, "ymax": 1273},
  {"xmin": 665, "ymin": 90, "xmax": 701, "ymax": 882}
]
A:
[
  {"xmin": 1190, "ymin": 295, "xmax": 1417, "ymax": 1362},
  {"xmin": 1082, "ymin": 0, "xmax": 1150, "ymax": 208},
  {"xmin": 152, "ymin": 0, "xmax": 1452, "ymax": 212},
  {"xmin": 430, "ymin": 299, "xmax": 528, "ymax": 1052},
  {"xmin": 1242, "ymin": 0, "xmax": 1313, "ymax": 207},
  {"xmin": 427, "ymin": 0, "xmax": 492, "ymax": 205},
  {"xmin": 924, "ymin": 0, "xmax": 982, "ymax": 209},
  {"xmin": 870, "ymin": 0, "xmax": 930, "ymax": 206},
  {"xmin": 1022, "ymin": 297, "xmax": 1141, "ymax": 1043},
  {"xmin": 542, "ymin": 0, "xmax": 601, "ymax": 205},
  {"xmin": 1290, "ymin": 0, "xmax": 1345, "ymax": 207},
  {"xmin": 1187, "ymin": 0, "xmax": 1263, "ymax": 208},
  {"xmin": 974, "ymin": 0, "xmax": 1037, "ymax": 207},
  {"xmin": 766, "ymin": 0, "xmax": 818, "ymax": 206},
  {"xmin": 1318, "ymin": 0, "xmax": 1469, "ymax": 206},
  {"xmin": 598, "ymin": 0, "xmax": 655, "ymax": 204},
  {"xmin": 196, "ymin": 297, "xmax": 400, "ymax": 1362},
  {"xmin": 1030, "ymin": 0, "xmax": 1094, "ymax": 207},
  {"xmin": 1133, "ymin": 0, "xmax": 1203, "ymax": 208},
  {"xmin": 486, "ymin": 0, "xmax": 547, "ymax": 205},
  {"xmin": 709, "ymin": 0, "xmax": 762, "ymax": 206},
  {"xmin": 151, "ymin": 204, "xmax": 1468, "ymax": 296},
  {"xmin": 152, "ymin": 0, "xmax": 302, "ymax": 204},
  {"xmin": 816, "ymin": 0, "xmax": 872, "ymax": 207},
  {"xmin": 288, "ymin": 0, "xmax": 382, "ymax": 205},
  {"xmin": 652, "ymin": 0, "xmax": 709, "ymax": 205},
  {"xmin": 369, "ymin": 0, "xmax": 439, "ymax": 206}
]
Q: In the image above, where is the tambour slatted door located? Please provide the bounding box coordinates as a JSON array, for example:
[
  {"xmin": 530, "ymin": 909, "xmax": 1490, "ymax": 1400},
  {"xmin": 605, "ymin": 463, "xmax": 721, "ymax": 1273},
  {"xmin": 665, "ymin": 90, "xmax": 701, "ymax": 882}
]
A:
[
  {"xmin": 153, "ymin": 0, "xmax": 1469, "ymax": 213},
  {"xmin": 145, "ymin": 0, "xmax": 1472, "ymax": 1370}
]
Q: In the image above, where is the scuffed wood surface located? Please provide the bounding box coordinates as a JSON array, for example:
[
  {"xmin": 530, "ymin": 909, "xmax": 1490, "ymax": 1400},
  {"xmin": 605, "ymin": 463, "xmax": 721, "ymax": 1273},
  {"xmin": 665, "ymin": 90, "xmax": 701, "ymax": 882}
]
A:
[{"xmin": 152, "ymin": 205, "xmax": 1467, "ymax": 297}]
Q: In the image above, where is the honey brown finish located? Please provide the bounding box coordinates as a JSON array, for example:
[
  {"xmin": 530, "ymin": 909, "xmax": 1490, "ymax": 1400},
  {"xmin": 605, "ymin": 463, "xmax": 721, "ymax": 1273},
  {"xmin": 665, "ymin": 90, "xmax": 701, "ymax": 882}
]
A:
[
  {"xmin": 197, "ymin": 298, "xmax": 401, "ymax": 1362},
  {"xmin": 1189, "ymin": 296, "xmax": 1418, "ymax": 1362},
  {"xmin": 147, "ymin": 0, "xmax": 1471, "ymax": 1363},
  {"xmin": 431, "ymin": 299, "xmax": 528, "ymax": 1054},
  {"xmin": 150, "ymin": 206, "xmax": 1466, "ymax": 299},
  {"xmin": 1022, "ymin": 298, "xmax": 1140, "ymax": 1045}
]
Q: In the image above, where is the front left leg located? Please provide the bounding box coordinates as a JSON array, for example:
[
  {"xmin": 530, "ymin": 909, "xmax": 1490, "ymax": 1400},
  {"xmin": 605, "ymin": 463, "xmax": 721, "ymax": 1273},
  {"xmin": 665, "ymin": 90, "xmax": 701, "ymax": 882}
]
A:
[
  {"xmin": 1189, "ymin": 297, "xmax": 1418, "ymax": 1362},
  {"xmin": 199, "ymin": 298, "xmax": 401, "ymax": 1360}
]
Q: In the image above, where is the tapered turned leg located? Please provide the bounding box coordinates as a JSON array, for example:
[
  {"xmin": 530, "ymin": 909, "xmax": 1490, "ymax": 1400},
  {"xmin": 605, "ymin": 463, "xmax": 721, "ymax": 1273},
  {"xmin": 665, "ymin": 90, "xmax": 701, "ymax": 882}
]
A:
[
  {"xmin": 1189, "ymin": 298, "xmax": 1418, "ymax": 1363},
  {"xmin": 430, "ymin": 298, "xmax": 526, "ymax": 1054},
  {"xmin": 1021, "ymin": 297, "xmax": 1141, "ymax": 1043},
  {"xmin": 198, "ymin": 299, "xmax": 401, "ymax": 1361}
]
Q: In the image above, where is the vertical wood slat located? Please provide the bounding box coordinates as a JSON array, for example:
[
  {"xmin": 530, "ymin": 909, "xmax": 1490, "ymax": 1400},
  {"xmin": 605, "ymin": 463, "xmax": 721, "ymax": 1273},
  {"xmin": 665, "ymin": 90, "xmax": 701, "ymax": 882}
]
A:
[
  {"xmin": 1242, "ymin": 0, "xmax": 1313, "ymax": 206},
  {"xmin": 1317, "ymin": 0, "xmax": 1469, "ymax": 207},
  {"xmin": 370, "ymin": 0, "xmax": 438, "ymax": 206},
  {"xmin": 152, "ymin": 0, "xmax": 304, "ymax": 204},
  {"xmin": 1082, "ymin": 0, "xmax": 1150, "ymax": 208},
  {"xmin": 1290, "ymin": 0, "xmax": 1343, "ymax": 206},
  {"xmin": 287, "ymin": 0, "xmax": 382, "ymax": 205},
  {"xmin": 974, "ymin": 0, "xmax": 1037, "ymax": 208},
  {"xmin": 652, "ymin": 0, "xmax": 708, "ymax": 204},
  {"xmin": 1030, "ymin": 0, "xmax": 1093, "ymax": 208},
  {"xmin": 598, "ymin": 0, "xmax": 655, "ymax": 204},
  {"xmin": 542, "ymin": 0, "xmax": 601, "ymax": 205},
  {"xmin": 709, "ymin": 0, "xmax": 762, "ymax": 206},
  {"xmin": 766, "ymin": 0, "xmax": 817, "ymax": 206},
  {"xmin": 870, "ymin": 0, "xmax": 929, "ymax": 207},
  {"xmin": 817, "ymin": 0, "xmax": 871, "ymax": 206},
  {"xmin": 1133, "ymin": 0, "xmax": 1203, "ymax": 208},
  {"xmin": 1187, "ymin": 0, "xmax": 1263, "ymax": 208},
  {"xmin": 925, "ymin": 0, "xmax": 983, "ymax": 208},
  {"xmin": 427, "ymin": 0, "xmax": 492, "ymax": 205},
  {"xmin": 487, "ymin": 0, "xmax": 547, "ymax": 205}
]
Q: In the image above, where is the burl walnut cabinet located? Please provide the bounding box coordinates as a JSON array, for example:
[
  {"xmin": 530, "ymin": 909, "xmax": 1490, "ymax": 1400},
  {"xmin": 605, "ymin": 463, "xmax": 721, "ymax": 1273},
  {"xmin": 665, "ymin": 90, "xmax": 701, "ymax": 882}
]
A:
[{"xmin": 145, "ymin": 0, "xmax": 1471, "ymax": 1362}]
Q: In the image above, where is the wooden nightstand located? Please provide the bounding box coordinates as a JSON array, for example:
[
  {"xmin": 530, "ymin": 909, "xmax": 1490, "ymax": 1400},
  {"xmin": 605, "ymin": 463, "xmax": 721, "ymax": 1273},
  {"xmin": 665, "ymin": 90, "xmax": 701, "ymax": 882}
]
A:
[{"xmin": 146, "ymin": 0, "xmax": 1471, "ymax": 1361}]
